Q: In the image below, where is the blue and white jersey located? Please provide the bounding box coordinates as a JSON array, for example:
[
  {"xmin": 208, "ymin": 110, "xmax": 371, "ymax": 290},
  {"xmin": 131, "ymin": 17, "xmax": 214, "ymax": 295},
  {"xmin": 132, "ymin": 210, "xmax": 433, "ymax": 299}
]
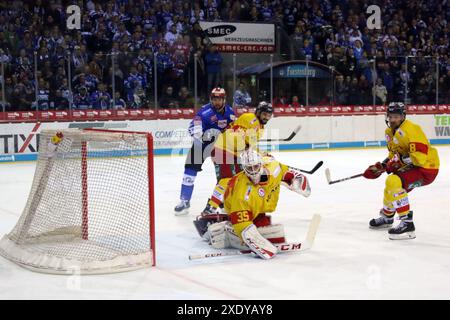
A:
[{"xmin": 188, "ymin": 103, "xmax": 235, "ymax": 145}]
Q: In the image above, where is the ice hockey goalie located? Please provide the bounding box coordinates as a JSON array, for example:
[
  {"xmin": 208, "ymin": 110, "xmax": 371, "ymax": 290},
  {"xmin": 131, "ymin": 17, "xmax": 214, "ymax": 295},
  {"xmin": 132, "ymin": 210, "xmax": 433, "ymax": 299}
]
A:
[{"xmin": 194, "ymin": 148, "xmax": 311, "ymax": 259}]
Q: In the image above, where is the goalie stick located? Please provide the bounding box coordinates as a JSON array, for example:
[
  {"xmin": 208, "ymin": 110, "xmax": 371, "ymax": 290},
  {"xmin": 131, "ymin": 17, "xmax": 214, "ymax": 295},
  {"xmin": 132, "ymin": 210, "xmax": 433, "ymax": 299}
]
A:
[
  {"xmin": 188, "ymin": 214, "xmax": 321, "ymax": 261},
  {"xmin": 259, "ymin": 125, "xmax": 302, "ymax": 142}
]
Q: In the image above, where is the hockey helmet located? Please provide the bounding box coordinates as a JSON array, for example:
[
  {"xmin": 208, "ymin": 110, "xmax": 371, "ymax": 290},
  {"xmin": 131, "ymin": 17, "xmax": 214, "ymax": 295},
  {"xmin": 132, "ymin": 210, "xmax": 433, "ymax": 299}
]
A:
[
  {"xmin": 256, "ymin": 101, "xmax": 273, "ymax": 114},
  {"xmin": 210, "ymin": 87, "xmax": 226, "ymax": 111},
  {"xmin": 385, "ymin": 102, "xmax": 406, "ymax": 127},
  {"xmin": 255, "ymin": 101, "xmax": 273, "ymax": 125}
]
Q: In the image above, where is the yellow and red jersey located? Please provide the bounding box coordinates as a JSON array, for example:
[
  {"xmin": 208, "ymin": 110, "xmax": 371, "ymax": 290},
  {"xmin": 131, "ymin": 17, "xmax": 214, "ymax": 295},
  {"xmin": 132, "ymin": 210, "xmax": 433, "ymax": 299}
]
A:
[
  {"xmin": 214, "ymin": 112, "xmax": 264, "ymax": 155},
  {"xmin": 214, "ymin": 156, "xmax": 289, "ymax": 237},
  {"xmin": 385, "ymin": 119, "xmax": 439, "ymax": 170}
]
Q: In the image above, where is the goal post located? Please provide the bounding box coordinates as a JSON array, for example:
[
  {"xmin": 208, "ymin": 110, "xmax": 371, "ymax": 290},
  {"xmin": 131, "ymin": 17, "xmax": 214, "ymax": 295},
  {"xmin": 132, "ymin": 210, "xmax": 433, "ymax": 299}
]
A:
[{"xmin": 0, "ymin": 128, "xmax": 156, "ymax": 274}]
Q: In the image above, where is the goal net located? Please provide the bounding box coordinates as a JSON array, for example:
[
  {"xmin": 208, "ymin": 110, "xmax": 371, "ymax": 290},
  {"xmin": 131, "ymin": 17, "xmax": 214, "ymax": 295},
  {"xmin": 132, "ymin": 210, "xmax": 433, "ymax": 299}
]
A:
[{"xmin": 0, "ymin": 129, "xmax": 155, "ymax": 274}]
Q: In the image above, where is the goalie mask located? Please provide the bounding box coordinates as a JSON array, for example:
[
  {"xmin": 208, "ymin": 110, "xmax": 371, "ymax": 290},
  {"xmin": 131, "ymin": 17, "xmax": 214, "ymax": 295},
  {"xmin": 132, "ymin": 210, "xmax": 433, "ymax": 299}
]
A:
[{"xmin": 240, "ymin": 148, "xmax": 264, "ymax": 184}]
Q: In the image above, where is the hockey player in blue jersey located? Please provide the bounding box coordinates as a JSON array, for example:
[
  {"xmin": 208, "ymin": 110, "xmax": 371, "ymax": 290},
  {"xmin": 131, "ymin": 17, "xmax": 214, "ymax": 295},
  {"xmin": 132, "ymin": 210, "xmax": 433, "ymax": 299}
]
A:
[{"xmin": 174, "ymin": 87, "xmax": 235, "ymax": 215}]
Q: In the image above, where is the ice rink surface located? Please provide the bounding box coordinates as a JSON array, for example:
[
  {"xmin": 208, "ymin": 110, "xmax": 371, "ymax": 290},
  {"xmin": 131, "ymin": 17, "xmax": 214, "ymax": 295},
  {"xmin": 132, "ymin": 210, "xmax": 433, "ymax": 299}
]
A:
[{"xmin": 1, "ymin": 147, "xmax": 449, "ymax": 300}]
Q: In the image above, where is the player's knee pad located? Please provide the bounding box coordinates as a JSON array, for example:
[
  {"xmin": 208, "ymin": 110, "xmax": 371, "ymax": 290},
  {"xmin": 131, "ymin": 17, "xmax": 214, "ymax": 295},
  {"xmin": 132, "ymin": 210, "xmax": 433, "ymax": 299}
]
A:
[
  {"xmin": 385, "ymin": 174, "xmax": 403, "ymax": 192},
  {"xmin": 258, "ymin": 224, "xmax": 285, "ymax": 244}
]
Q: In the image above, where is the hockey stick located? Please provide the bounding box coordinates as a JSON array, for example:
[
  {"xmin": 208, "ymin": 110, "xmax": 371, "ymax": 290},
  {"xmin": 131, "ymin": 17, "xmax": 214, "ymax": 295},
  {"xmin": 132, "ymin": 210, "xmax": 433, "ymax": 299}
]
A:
[
  {"xmin": 188, "ymin": 214, "xmax": 321, "ymax": 260},
  {"xmin": 290, "ymin": 161, "xmax": 323, "ymax": 175},
  {"xmin": 325, "ymin": 168, "xmax": 365, "ymax": 185},
  {"xmin": 259, "ymin": 125, "xmax": 302, "ymax": 142}
]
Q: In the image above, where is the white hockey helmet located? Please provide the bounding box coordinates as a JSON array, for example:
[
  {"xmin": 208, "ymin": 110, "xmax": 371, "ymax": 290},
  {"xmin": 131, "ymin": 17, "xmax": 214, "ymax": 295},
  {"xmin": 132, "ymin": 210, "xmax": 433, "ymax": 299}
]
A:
[
  {"xmin": 210, "ymin": 87, "xmax": 226, "ymax": 111},
  {"xmin": 240, "ymin": 148, "xmax": 263, "ymax": 184}
]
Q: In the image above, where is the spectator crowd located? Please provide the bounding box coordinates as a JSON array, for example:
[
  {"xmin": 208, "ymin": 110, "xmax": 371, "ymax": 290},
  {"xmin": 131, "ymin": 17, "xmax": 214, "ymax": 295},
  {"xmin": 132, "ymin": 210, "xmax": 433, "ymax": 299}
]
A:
[{"xmin": 0, "ymin": 0, "xmax": 448, "ymax": 111}]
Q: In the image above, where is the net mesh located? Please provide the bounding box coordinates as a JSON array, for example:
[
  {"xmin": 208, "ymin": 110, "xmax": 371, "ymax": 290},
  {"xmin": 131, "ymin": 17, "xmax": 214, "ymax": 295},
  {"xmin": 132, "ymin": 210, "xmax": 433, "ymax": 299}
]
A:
[{"xmin": 0, "ymin": 129, "xmax": 154, "ymax": 274}]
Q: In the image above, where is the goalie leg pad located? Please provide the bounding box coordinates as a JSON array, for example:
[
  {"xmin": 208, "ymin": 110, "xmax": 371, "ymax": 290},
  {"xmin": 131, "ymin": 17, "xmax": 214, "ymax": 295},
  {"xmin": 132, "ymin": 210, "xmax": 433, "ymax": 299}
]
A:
[
  {"xmin": 242, "ymin": 224, "xmax": 277, "ymax": 260},
  {"xmin": 208, "ymin": 221, "xmax": 247, "ymax": 250},
  {"xmin": 258, "ymin": 224, "xmax": 286, "ymax": 244}
]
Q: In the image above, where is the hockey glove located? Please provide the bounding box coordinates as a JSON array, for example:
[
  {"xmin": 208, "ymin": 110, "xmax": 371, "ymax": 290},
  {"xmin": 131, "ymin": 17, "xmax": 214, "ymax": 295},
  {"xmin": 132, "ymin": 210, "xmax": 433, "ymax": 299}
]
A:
[
  {"xmin": 363, "ymin": 162, "xmax": 385, "ymax": 179},
  {"xmin": 385, "ymin": 154, "xmax": 403, "ymax": 174}
]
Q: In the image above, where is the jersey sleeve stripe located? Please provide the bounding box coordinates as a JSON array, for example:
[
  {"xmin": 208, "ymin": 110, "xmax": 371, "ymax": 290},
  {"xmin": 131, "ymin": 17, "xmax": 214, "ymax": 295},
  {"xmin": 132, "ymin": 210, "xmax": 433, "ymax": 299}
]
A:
[{"xmin": 411, "ymin": 142, "xmax": 428, "ymax": 155}]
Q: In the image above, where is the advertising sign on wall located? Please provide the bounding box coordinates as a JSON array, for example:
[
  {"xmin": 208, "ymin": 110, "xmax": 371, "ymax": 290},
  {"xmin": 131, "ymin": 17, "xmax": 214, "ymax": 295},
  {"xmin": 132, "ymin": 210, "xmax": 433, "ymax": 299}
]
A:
[{"xmin": 199, "ymin": 22, "xmax": 275, "ymax": 53}]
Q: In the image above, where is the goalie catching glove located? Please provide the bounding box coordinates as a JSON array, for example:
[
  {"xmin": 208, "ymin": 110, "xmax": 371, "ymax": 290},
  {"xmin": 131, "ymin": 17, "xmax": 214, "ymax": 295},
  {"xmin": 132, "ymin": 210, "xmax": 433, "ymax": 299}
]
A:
[{"xmin": 282, "ymin": 168, "xmax": 311, "ymax": 197}]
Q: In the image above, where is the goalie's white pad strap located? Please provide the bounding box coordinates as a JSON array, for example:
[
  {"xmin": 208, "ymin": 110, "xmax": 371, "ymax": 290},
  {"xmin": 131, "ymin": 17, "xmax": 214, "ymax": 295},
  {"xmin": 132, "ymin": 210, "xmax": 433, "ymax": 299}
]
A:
[
  {"xmin": 208, "ymin": 221, "xmax": 247, "ymax": 250},
  {"xmin": 241, "ymin": 224, "xmax": 277, "ymax": 260},
  {"xmin": 258, "ymin": 224, "xmax": 285, "ymax": 243}
]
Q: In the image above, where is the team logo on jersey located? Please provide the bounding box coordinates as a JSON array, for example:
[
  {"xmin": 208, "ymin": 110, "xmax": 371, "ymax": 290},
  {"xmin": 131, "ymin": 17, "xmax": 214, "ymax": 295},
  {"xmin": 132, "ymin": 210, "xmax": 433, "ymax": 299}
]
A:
[
  {"xmin": 385, "ymin": 134, "xmax": 391, "ymax": 142},
  {"xmin": 210, "ymin": 115, "xmax": 218, "ymax": 122},
  {"xmin": 218, "ymin": 119, "xmax": 228, "ymax": 128},
  {"xmin": 258, "ymin": 188, "xmax": 265, "ymax": 197}
]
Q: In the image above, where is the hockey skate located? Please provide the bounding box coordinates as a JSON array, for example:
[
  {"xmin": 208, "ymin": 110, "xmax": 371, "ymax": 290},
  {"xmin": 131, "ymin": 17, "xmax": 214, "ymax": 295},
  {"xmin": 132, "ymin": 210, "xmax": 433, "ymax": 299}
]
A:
[
  {"xmin": 388, "ymin": 211, "xmax": 416, "ymax": 240},
  {"xmin": 369, "ymin": 210, "xmax": 394, "ymax": 229},
  {"xmin": 174, "ymin": 200, "xmax": 190, "ymax": 216}
]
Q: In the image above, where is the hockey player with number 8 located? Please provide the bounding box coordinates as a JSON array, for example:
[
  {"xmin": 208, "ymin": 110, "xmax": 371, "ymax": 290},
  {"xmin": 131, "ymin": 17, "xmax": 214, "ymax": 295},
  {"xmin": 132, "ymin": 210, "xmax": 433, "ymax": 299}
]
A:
[{"xmin": 363, "ymin": 102, "xmax": 439, "ymax": 240}]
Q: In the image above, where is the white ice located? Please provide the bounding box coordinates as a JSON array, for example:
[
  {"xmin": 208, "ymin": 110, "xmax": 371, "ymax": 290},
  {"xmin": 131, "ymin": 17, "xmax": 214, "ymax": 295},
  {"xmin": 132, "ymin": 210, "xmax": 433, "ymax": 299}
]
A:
[{"xmin": 1, "ymin": 147, "xmax": 450, "ymax": 300}]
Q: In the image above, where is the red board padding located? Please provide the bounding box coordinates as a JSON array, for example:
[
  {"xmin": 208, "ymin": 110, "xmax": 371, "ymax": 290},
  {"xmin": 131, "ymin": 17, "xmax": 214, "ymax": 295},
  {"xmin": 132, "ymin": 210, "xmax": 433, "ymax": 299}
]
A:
[{"xmin": 0, "ymin": 105, "xmax": 448, "ymax": 123}]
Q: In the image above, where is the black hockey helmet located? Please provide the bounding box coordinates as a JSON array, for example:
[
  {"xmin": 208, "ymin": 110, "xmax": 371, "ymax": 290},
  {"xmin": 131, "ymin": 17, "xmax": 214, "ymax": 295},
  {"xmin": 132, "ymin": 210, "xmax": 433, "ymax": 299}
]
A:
[
  {"xmin": 385, "ymin": 102, "xmax": 406, "ymax": 127},
  {"xmin": 387, "ymin": 102, "xmax": 406, "ymax": 116},
  {"xmin": 256, "ymin": 101, "xmax": 273, "ymax": 114},
  {"xmin": 255, "ymin": 101, "xmax": 273, "ymax": 125}
]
